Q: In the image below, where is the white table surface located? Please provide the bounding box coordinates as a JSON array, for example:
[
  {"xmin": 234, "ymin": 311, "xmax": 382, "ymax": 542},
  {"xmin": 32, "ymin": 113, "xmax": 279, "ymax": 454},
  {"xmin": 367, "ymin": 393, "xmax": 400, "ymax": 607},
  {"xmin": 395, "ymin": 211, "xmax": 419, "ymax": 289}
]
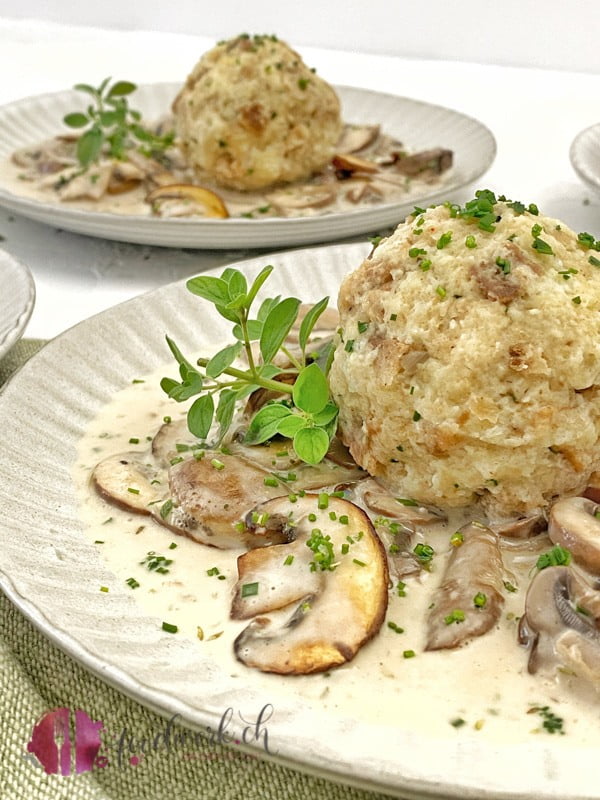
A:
[{"xmin": 1, "ymin": 18, "xmax": 599, "ymax": 341}]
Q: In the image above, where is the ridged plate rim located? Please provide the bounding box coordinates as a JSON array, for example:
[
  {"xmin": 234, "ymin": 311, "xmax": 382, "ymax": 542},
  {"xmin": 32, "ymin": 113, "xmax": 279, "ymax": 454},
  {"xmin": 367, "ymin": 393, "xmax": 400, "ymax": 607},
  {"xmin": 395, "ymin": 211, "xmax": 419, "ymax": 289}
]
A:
[
  {"xmin": 0, "ymin": 83, "xmax": 496, "ymax": 249},
  {"xmin": 0, "ymin": 248, "xmax": 35, "ymax": 359}
]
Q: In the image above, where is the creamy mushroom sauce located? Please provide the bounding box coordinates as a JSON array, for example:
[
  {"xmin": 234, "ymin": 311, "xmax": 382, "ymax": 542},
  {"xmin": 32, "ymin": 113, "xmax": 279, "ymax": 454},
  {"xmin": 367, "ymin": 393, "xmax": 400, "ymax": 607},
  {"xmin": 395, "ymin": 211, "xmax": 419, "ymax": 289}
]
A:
[
  {"xmin": 2, "ymin": 124, "xmax": 453, "ymax": 219},
  {"xmin": 73, "ymin": 363, "xmax": 600, "ymax": 748}
]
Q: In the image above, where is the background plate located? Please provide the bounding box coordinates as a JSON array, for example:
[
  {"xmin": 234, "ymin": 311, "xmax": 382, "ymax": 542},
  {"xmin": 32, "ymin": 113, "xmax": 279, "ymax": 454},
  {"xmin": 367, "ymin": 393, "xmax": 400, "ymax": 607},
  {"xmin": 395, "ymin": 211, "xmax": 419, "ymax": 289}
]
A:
[
  {"xmin": 0, "ymin": 249, "xmax": 35, "ymax": 359},
  {"xmin": 570, "ymin": 122, "xmax": 600, "ymax": 196},
  {"xmin": 0, "ymin": 84, "xmax": 496, "ymax": 249},
  {"xmin": 0, "ymin": 242, "xmax": 595, "ymax": 800}
]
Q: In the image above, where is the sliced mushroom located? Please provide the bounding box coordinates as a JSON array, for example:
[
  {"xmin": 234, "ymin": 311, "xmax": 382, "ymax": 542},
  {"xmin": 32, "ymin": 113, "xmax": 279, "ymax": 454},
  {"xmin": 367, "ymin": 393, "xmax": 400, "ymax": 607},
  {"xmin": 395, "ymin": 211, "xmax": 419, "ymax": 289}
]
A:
[
  {"xmin": 231, "ymin": 494, "xmax": 389, "ymax": 674},
  {"xmin": 151, "ymin": 419, "xmax": 199, "ymax": 468},
  {"xmin": 336, "ymin": 124, "xmax": 380, "ymax": 153},
  {"xmin": 425, "ymin": 521, "xmax": 505, "ymax": 650},
  {"xmin": 393, "ymin": 148, "xmax": 453, "ymax": 178},
  {"xmin": 349, "ymin": 478, "xmax": 447, "ymax": 527},
  {"xmin": 518, "ymin": 566, "xmax": 600, "ymax": 683},
  {"xmin": 548, "ymin": 496, "xmax": 600, "ymax": 574},
  {"xmin": 266, "ymin": 184, "xmax": 336, "ymax": 215},
  {"xmin": 488, "ymin": 511, "xmax": 547, "ymax": 539},
  {"xmin": 345, "ymin": 181, "xmax": 385, "ymax": 204},
  {"xmin": 332, "ymin": 154, "xmax": 379, "ymax": 175},
  {"xmin": 12, "ymin": 137, "xmax": 77, "ymax": 174},
  {"xmin": 146, "ymin": 183, "xmax": 229, "ymax": 218},
  {"xmin": 92, "ymin": 453, "xmax": 163, "ymax": 514},
  {"xmin": 57, "ymin": 162, "xmax": 114, "ymax": 200},
  {"xmin": 167, "ymin": 453, "xmax": 288, "ymax": 548}
]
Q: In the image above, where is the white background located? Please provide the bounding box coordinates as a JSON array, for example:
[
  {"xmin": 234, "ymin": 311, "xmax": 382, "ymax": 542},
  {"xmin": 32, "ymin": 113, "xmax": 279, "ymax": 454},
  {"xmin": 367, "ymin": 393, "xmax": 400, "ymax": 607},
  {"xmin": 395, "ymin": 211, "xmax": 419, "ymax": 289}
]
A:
[{"xmin": 1, "ymin": 0, "xmax": 599, "ymax": 74}]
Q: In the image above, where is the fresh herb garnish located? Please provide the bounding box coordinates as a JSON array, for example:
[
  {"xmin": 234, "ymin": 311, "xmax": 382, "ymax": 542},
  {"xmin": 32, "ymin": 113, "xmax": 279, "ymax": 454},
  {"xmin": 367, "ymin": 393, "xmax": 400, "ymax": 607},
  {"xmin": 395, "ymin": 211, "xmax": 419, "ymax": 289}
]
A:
[
  {"xmin": 63, "ymin": 78, "xmax": 174, "ymax": 168},
  {"xmin": 162, "ymin": 266, "xmax": 339, "ymax": 465}
]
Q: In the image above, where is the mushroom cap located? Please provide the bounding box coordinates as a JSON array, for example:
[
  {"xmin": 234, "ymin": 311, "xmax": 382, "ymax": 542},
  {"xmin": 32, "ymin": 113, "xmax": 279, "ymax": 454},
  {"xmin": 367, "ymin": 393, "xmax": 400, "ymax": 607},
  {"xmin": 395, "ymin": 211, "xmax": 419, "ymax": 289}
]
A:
[
  {"xmin": 231, "ymin": 494, "xmax": 389, "ymax": 674},
  {"xmin": 518, "ymin": 565, "xmax": 600, "ymax": 682},
  {"xmin": 548, "ymin": 495, "xmax": 600, "ymax": 574},
  {"xmin": 330, "ymin": 198, "xmax": 600, "ymax": 516},
  {"xmin": 172, "ymin": 34, "xmax": 342, "ymax": 191}
]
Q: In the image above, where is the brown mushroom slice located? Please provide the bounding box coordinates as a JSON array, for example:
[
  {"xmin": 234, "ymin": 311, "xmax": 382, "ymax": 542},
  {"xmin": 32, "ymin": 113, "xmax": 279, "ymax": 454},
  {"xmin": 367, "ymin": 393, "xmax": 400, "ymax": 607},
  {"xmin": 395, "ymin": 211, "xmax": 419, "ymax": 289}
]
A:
[
  {"xmin": 226, "ymin": 437, "xmax": 301, "ymax": 473},
  {"xmin": 92, "ymin": 453, "xmax": 163, "ymax": 514},
  {"xmin": 345, "ymin": 181, "xmax": 385, "ymax": 204},
  {"xmin": 231, "ymin": 494, "xmax": 389, "ymax": 674},
  {"xmin": 425, "ymin": 521, "xmax": 505, "ymax": 651},
  {"xmin": 106, "ymin": 159, "xmax": 146, "ymax": 194},
  {"xmin": 167, "ymin": 453, "xmax": 288, "ymax": 549},
  {"xmin": 336, "ymin": 124, "xmax": 380, "ymax": 153},
  {"xmin": 488, "ymin": 511, "xmax": 547, "ymax": 539},
  {"xmin": 548, "ymin": 496, "xmax": 600, "ymax": 574},
  {"xmin": 266, "ymin": 185, "xmax": 336, "ymax": 215},
  {"xmin": 146, "ymin": 184, "xmax": 229, "ymax": 218},
  {"xmin": 518, "ymin": 566, "xmax": 600, "ymax": 683},
  {"xmin": 353, "ymin": 479, "xmax": 446, "ymax": 526},
  {"xmin": 393, "ymin": 148, "xmax": 453, "ymax": 178},
  {"xmin": 151, "ymin": 419, "xmax": 199, "ymax": 468},
  {"xmin": 332, "ymin": 153, "xmax": 379, "ymax": 175}
]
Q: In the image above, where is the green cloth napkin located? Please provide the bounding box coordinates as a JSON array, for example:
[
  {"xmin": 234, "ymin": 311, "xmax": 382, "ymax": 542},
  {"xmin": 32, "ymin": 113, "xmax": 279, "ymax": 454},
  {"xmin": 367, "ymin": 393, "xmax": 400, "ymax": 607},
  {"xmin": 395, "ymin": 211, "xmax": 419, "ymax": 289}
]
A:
[{"xmin": 0, "ymin": 339, "xmax": 398, "ymax": 800}]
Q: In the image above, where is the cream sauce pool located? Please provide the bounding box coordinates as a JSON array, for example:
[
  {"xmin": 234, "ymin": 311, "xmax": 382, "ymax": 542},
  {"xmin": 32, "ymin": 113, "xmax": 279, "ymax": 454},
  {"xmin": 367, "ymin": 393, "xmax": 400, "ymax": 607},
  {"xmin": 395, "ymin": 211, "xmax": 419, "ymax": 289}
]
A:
[{"xmin": 73, "ymin": 363, "xmax": 600, "ymax": 749}]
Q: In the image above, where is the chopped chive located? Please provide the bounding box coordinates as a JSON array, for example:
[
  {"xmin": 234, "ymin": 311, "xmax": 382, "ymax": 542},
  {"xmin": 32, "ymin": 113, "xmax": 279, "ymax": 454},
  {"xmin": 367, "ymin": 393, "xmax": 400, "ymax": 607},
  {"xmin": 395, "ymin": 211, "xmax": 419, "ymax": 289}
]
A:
[
  {"xmin": 100, "ymin": 586, "xmax": 109, "ymax": 593},
  {"xmin": 211, "ymin": 458, "xmax": 225, "ymax": 471},
  {"xmin": 241, "ymin": 582, "xmax": 259, "ymax": 597},
  {"xmin": 403, "ymin": 649, "xmax": 416, "ymax": 659},
  {"xmin": 128, "ymin": 437, "xmax": 140, "ymax": 444},
  {"xmin": 387, "ymin": 621, "xmax": 404, "ymax": 634},
  {"xmin": 162, "ymin": 621, "xmax": 178, "ymax": 634},
  {"xmin": 126, "ymin": 577, "xmax": 140, "ymax": 589},
  {"xmin": 127, "ymin": 487, "xmax": 140, "ymax": 495},
  {"xmin": 283, "ymin": 555, "xmax": 294, "ymax": 566},
  {"xmin": 444, "ymin": 609, "xmax": 465, "ymax": 625},
  {"xmin": 353, "ymin": 558, "xmax": 367, "ymax": 567}
]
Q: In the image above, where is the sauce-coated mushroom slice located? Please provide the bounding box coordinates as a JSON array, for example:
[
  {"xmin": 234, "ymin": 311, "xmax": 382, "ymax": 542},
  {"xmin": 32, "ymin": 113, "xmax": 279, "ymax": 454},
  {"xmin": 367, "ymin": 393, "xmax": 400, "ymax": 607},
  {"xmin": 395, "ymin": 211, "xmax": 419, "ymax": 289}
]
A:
[
  {"xmin": 335, "ymin": 124, "xmax": 380, "ymax": 153},
  {"xmin": 266, "ymin": 185, "xmax": 336, "ymax": 215},
  {"xmin": 350, "ymin": 478, "xmax": 447, "ymax": 527},
  {"xmin": 146, "ymin": 184, "xmax": 229, "ymax": 218},
  {"xmin": 167, "ymin": 453, "xmax": 288, "ymax": 549},
  {"xmin": 152, "ymin": 419, "xmax": 199, "ymax": 467},
  {"xmin": 487, "ymin": 512, "xmax": 547, "ymax": 539},
  {"xmin": 425, "ymin": 521, "xmax": 505, "ymax": 651},
  {"xmin": 92, "ymin": 453, "xmax": 163, "ymax": 514},
  {"xmin": 231, "ymin": 494, "xmax": 389, "ymax": 674},
  {"xmin": 518, "ymin": 566, "xmax": 600, "ymax": 684},
  {"xmin": 548, "ymin": 496, "xmax": 600, "ymax": 574}
]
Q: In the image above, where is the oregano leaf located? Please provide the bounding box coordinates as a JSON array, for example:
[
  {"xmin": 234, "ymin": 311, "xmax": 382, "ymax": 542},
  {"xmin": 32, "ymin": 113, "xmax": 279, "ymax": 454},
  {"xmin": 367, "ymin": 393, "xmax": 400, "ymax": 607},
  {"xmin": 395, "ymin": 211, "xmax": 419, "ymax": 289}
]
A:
[
  {"xmin": 292, "ymin": 363, "xmax": 329, "ymax": 415},
  {"xmin": 187, "ymin": 394, "xmax": 214, "ymax": 440},
  {"xmin": 293, "ymin": 427, "xmax": 330, "ymax": 465}
]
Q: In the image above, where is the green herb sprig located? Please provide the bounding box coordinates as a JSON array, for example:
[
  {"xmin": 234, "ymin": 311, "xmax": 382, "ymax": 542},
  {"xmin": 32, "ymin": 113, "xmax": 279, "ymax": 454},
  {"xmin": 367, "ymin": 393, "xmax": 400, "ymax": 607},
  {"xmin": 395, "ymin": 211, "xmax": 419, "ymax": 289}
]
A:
[
  {"xmin": 63, "ymin": 78, "xmax": 174, "ymax": 168},
  {"xmin": 161, "ymin": 265, "xmax": 339, "ymax": 465}
]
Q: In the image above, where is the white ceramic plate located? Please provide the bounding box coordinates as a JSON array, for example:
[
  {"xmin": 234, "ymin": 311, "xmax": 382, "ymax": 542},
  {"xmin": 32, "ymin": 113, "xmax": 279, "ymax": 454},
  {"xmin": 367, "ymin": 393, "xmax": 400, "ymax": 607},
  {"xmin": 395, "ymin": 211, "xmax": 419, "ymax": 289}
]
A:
[
  {"xmin": 570, "ymin": 122, "xmax": 600, "ymax": 195},
  {"xmin": 0, "ymin": 249, "xmax": 35, "ymax": 359},
  {"xmin": 0, "ymin": 83, "xmax": 496, "ymax": 249},
  {"xmin": 0, "ymin": 243, "xmax": 594, "ymax": 800}
]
